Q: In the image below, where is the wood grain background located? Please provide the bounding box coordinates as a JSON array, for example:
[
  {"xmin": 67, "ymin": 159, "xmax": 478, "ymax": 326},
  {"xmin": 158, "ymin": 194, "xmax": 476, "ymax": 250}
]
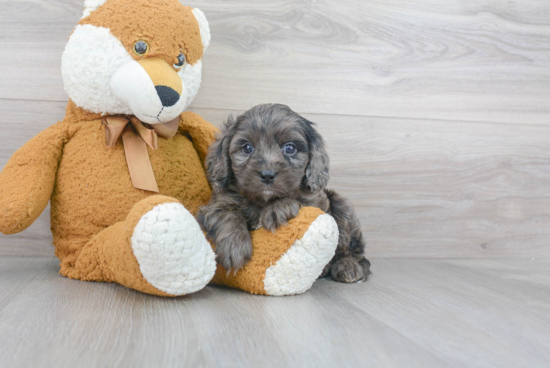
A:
[{"xmin": 1, "ymin": 0, "xmax": 550, "ymax": 258}]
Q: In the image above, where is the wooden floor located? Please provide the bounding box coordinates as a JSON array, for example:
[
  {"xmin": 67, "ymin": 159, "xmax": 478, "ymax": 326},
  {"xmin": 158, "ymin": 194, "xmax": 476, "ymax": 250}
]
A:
[
  {"xmin": 0, "ymin": 257, "xmax": 549, "ymax": 368},
  {"xmin": 1, "ymin": 0, "xmax": 550, "ymax": 367}
]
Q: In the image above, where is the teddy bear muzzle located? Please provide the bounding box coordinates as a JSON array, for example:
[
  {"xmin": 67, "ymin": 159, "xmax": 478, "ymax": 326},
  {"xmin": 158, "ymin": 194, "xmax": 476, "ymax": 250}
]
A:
[{"xmin": 110, "ymin": 57, "xmax": 187, "ymax": 125}]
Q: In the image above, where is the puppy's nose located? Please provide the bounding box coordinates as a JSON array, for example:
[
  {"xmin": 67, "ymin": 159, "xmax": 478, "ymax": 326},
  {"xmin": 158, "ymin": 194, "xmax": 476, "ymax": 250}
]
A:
[
  {"xmin": 155, "ymin": 85, "xmax": 180, "ymax": 107},
  {"xmin": 260, "ymin": 170, "xmax": 277, "ymax": 184}
]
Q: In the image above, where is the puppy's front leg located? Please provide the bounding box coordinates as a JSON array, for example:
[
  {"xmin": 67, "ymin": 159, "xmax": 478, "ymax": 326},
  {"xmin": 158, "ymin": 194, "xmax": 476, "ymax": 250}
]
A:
[
  {"xmin": 197, "ymin": 199, "xmax": 252, "ymax": 272},
  {"xmin": 260, "ymin": 198, "xmax": 301, "ymax": 232}
]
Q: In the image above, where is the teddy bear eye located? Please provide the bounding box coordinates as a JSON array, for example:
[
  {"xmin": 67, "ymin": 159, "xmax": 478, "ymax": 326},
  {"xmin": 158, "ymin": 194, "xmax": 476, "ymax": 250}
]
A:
[
  {"xmin": 243, "ymin": 143, "xmax": 254, "ymax": 154},
  {"xmin": 283, "ymin": 143, "xmax": 297, "ymax": 155},
  {"xmin": 133, "ymin": 40, "xmax": 149, "ymax": 55},
  {"xmin": 174, "ymin": 53, "xmax": 186, "ymax": 69}
]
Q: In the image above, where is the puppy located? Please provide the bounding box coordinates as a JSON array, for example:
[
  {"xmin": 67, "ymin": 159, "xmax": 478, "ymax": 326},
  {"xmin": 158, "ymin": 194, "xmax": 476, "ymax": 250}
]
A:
[{"xmin": 197, "ymin": 104, "xmax": 370, "ymax": 283}]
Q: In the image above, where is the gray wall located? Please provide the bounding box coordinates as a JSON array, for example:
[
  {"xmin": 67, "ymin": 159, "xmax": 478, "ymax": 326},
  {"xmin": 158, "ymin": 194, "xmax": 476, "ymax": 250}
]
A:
[{"xmin": 1, "ymin": 0, "xmax": 549, "ymax": 258}]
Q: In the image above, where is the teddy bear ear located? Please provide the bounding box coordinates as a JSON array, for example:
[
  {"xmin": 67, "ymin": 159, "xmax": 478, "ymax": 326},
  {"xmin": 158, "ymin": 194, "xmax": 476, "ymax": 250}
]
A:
[
  {"xmin": 82, "ymin": 0, "xmax": 108, "ymax": 19},
  {"xmin": 192, "ymin": 8, "xmax": 211, "ymax": 51}
]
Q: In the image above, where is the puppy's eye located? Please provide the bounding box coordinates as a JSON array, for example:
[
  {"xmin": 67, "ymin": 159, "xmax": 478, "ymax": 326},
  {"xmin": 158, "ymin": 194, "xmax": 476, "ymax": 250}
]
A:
[
  {"xmin": 283, "ymin": 143, "xmax": 297, "ymax": 155},
  {"xmin": 174, "ymin": 53, "xmax": 186, "ymax": 69},
  {"xmin": 133, "ymin": 40, "xmax": 149, "ymax": 55},
  {"xmin": 243, "ymin": 143, "xmax": 254, "ymax": 154}
]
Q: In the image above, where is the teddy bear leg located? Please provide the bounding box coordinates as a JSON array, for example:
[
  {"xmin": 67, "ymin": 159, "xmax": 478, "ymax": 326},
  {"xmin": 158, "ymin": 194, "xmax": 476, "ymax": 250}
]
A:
[
  {"xmin": 71, "ymin": 195, "xmax": 216, "ymax": 296},
  {"xmin": 210, "ymin": 207, "xmax": 339, "ymax": 296}
]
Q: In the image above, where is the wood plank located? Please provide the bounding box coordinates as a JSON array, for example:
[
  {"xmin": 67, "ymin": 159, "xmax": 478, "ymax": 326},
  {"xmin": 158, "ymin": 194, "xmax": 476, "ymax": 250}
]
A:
[
  {"xmin": 0, "ymin": 257, "xmax": 549, "ymax": 367},
  {"xmin": 318, "ymin": 258, "xmax": 550, "ymax": 368},
  {"xmin": 0, "ymin": 256, "xmax": 56, "ymax": 312},
  {"xmin": 2, "ymin": 102, "xmax": 549, "ymax": 258},
  {"xmin": 313, "ymin": 113, "xmax": 550, "ymax": 259},
  {"xmin": 0, "ymin": 0, "xmax": 549, "ymax": 124},
  {"xmin": 0, "ymin": 257, "xmax": 451, "ymax": 368}
]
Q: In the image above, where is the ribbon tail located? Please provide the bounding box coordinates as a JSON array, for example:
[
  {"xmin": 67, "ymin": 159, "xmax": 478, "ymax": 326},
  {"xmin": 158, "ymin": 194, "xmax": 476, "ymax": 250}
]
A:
[{"xmin": 122, "ymin": 124, "xmax": 159, "ymax": 193}]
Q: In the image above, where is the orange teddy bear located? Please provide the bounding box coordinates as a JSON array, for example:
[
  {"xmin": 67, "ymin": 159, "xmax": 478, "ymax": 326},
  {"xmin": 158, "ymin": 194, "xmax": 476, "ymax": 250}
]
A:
[{"xmin": 0, "ymin": 0, "xmax": 338, "ymax": 297}]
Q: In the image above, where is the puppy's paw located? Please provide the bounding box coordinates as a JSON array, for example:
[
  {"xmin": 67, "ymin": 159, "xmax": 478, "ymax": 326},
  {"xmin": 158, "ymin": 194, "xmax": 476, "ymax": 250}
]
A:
[
  {"xmin": 260, "ymin": 198, "xmax": 300, "ymax": 232},
  {"xmin": 215, "ymin": 231, "xmax": 253, "ymax": 273},
  {"xmin": 330, "ymin": 256, "xmax": 371, "ymax": 283},
  {"xmin": 318, "ymin": 262, "xmax": 332, "ymax": 279}
]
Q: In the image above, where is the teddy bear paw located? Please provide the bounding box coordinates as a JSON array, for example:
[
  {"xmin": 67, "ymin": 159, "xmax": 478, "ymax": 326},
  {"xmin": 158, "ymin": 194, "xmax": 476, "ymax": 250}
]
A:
[
  {"xmin": 131, "ymin": 202, "xmax": 216, "ymax": 296},
  {"xmin": 263, "ymin": 214, "xmax": 339, "ymax": 296}
]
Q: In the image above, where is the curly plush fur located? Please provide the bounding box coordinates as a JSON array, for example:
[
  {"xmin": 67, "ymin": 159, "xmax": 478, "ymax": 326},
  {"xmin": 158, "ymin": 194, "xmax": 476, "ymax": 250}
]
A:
[
  {"xmin": 198, "ymin": 104, "xmax": 371, "ymax": 283},
  {"xmin": 0, "ymin": 1, "xmax": 341, "ymax": 296}
]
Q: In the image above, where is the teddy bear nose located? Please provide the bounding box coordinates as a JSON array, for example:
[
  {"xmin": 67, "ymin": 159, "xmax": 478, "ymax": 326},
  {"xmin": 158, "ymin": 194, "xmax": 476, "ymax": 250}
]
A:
[
  {"xmin": 155, "ymin": 85, "xmax": 180, "ymax": 107},
  {"xmin": 260, "ymin": 170, "xmax": 277, "ymax": 184}
]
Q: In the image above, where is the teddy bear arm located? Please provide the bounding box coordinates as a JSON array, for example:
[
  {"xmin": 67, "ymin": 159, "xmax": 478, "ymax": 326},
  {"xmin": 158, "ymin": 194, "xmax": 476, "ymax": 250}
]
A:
[
  {"xmin": 0, "ymin": 123, "xmax": 68, "ymax": 235},
  {"xmin": 179, "ymin": 111, "xmax": 220, "ymax": 166}
]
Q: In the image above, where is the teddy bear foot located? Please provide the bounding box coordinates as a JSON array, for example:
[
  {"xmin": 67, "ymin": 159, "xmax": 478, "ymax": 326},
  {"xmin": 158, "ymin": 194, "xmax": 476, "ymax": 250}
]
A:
[
  {"xmin": 67, "ymin": 196, "xmax": 216, "ymax": 296},
  {"xmin": 262, "ymin": 213, "xmax": 338, "ymax": 296},
  {"xmin": 131, "ymin": 202, "xmax": 216, "ymax": 296},
  {"xmin": 210, "ymin": 207, "xmax": 339, "ymax": 296}
]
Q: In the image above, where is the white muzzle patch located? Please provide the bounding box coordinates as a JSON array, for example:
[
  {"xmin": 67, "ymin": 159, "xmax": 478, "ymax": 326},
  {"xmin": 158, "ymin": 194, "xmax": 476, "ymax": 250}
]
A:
[{"xmin": 110, "ymin": 60, "xmax": 187, "ymax": 124}]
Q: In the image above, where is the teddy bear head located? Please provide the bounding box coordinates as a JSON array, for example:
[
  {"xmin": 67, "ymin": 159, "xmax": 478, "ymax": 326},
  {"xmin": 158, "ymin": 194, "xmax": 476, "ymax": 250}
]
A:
[{"xmin": 62, "ymin": 0, "xmax": 210, "ymax": 124}]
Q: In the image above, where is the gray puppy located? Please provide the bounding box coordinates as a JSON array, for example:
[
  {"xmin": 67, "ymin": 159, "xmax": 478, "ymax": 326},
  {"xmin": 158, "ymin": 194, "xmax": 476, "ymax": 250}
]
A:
[{"xmin": 197, "ymin": 104, "xmax": 370, "ymax": 283}]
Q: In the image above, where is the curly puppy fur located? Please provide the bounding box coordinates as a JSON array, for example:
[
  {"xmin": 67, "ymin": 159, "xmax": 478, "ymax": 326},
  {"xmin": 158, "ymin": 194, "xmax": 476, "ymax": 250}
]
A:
[{"xmin": 197, "ymin": 104, "xmax": 370, "ymax": 283}]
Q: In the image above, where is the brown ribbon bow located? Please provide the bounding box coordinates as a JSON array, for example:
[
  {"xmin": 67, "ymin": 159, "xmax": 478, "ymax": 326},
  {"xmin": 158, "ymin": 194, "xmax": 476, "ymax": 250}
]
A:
[{"xmin": 102, "ymin": 115, "xmax": 180, "ymax": 192}]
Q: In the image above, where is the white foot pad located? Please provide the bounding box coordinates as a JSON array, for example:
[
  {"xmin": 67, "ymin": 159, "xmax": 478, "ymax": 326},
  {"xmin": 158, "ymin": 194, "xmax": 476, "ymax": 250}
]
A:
[
  {"xmin": 131, "ymin": 203, "xmax": 216, "ymax": 296},
  {"xmin": 263, "ymin": 214, "xmax": 339, "ymax": 296}
]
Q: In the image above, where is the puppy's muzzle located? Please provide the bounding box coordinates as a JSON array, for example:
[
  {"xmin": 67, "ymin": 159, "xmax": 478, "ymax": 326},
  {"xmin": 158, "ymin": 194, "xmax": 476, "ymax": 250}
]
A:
[{"xmin": 260, "ymin": 170, "xmax": 278, "ymax": 184}]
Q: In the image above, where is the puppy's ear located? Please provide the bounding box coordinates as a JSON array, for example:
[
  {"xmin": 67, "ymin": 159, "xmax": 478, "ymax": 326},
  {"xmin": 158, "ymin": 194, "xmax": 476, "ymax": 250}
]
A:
[
  {"xmin": 205, "ymin": 115, "xmax": 237, "ymax": 191},
  {"xmin": 303, "ymin": 118, "xmax": 330, "ymax": 193}
]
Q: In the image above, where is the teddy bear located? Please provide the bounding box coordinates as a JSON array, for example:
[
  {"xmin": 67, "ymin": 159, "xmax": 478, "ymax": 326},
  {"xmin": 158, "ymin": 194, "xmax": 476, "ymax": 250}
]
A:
[{"xmin": 0, "ymin": 0, "xmax": 338, "ymax": 297}]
